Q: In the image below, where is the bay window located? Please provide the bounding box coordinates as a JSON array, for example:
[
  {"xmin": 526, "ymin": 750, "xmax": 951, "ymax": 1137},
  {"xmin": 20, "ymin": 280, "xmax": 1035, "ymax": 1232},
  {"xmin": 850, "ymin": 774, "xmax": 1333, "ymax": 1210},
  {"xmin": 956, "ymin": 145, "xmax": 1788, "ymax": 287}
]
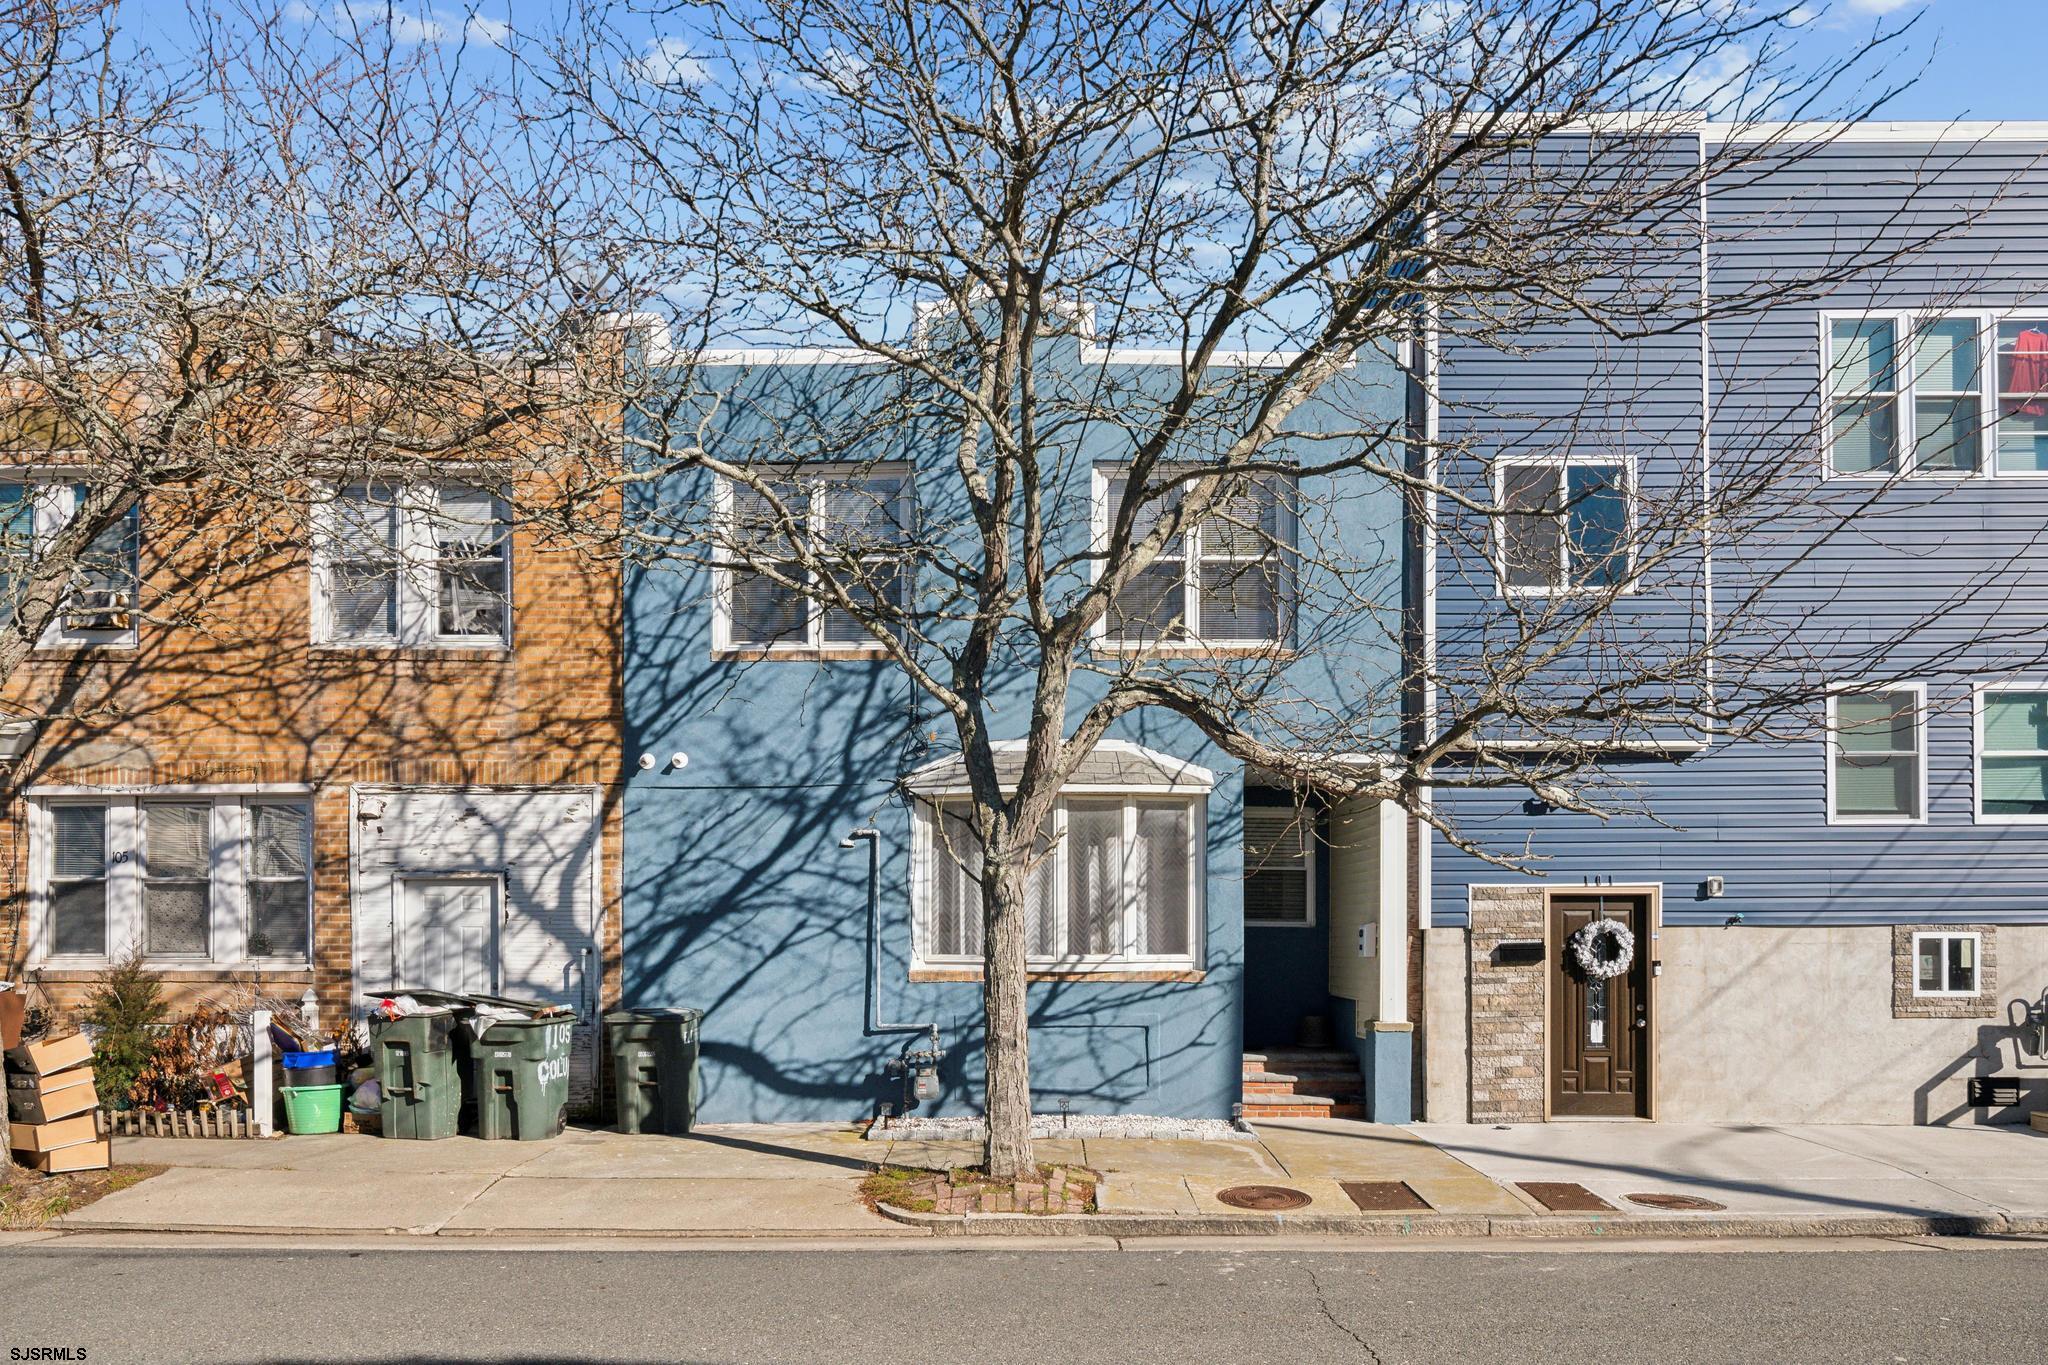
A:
[{"xmin": 915, "ymin": 792, "xmax": 1203, "ymax": 968}]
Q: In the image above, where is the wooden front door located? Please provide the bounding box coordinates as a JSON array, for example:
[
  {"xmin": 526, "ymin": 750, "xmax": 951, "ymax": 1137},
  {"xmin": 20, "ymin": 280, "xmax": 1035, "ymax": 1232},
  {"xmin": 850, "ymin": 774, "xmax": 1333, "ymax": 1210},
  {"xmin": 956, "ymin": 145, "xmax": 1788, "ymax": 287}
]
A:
[{"xmin": 1550, "ymin": 894, "xmax": 1651, "ymax": 1117}]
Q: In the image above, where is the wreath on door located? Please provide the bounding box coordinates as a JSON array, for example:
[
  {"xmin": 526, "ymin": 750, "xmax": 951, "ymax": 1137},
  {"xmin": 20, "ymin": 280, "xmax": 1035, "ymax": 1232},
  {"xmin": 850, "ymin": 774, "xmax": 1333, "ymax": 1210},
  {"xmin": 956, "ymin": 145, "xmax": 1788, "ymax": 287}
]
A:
[{"xmin": 1569, "ymin": 918, "xmax": 1636, "ymax": 980}]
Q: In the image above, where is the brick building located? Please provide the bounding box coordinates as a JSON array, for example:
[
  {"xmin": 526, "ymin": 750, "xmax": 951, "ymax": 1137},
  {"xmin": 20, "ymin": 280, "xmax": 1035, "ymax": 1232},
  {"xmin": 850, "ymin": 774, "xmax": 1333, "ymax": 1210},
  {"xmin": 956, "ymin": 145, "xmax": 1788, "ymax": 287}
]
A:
[{"xmin": 0, "ymin": 439, "xmax": 625, "ymax": 1111}]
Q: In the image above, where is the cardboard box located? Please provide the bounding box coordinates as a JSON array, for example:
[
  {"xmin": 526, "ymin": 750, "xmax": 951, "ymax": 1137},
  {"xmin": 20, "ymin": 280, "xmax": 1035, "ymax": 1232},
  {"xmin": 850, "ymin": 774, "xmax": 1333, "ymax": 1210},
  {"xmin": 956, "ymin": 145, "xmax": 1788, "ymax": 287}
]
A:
[
  {"xmin": 6, "ymin": 1067, "xmax": 97, "ymax": 1124},
  {"xmin": 34, "ymin": 1138, "xmax": 109, "ymax": 1173},
  {"xmin": 0, "ymin": 986, "xmax": 23, "ymax": 1051},
  {"xmin": 4, "ymin": 1031, "xmax": 93, "ymax": 1077},
  {"xmin": 9, "ymin": 1111, "xmax": 100, "ymax": 1154}
]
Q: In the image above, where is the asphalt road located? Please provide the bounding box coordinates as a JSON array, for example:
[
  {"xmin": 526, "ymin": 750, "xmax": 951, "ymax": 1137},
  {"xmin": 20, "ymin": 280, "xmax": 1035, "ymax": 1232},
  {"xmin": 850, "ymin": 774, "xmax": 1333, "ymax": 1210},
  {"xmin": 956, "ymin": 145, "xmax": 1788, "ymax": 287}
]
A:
[{"xmin": 4, "ymin": 1240, "xmax": 2047, "ymax": 1363}]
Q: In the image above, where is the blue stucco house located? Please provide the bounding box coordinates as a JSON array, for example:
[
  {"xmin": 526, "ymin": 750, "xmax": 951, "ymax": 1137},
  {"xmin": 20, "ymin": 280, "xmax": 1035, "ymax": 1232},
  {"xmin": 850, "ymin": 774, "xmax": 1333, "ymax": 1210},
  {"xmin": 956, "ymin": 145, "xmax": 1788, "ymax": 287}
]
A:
[
  {"xmin": 618, "ymin": 330, "xmax": 1416, "ymax": 1124},
  {"xmin": 1417, "ymin": 120, "xmax": 2048, "ymax": 1128}
]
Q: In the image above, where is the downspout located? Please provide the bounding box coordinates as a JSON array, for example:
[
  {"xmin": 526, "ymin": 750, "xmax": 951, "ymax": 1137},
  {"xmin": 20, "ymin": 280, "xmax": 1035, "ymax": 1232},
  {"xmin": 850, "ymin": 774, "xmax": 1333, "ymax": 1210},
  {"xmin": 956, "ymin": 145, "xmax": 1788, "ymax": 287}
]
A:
[{"xmin": 841, "ymin": 827, "xmax": 940, "ymax": 1052}]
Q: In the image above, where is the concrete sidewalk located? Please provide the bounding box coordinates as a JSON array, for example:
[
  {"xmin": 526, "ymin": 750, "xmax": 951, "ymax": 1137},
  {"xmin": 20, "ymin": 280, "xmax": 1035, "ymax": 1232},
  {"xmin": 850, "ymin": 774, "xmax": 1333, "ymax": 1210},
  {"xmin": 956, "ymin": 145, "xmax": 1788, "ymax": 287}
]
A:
[
  {"xmin": 47, "ymin": 1116, "xmax": 2048, "ymax": 1241},
  {"xmin": 1412, "ymin": 1120, "xmax": 2048, "ymax": 1224},
  {"xmin": 61, "ymin": 1124, "xmax": 919, "ymax": 1238}
]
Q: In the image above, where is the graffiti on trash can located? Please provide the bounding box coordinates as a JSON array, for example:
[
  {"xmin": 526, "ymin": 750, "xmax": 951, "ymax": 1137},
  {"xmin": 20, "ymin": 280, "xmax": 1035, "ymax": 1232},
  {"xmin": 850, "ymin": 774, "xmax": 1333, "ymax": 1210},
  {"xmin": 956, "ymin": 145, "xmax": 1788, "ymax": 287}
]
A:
[{"xmin": 538, "ymin": 1057, "xmax": 570, "ymax": 1084}]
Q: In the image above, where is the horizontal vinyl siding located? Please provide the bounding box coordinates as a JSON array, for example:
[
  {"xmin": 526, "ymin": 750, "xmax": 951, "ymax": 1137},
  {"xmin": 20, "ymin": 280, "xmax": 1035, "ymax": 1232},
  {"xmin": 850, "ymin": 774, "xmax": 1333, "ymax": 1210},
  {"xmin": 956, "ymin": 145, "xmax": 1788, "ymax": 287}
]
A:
[{"xmin": 1432, "ymin": 136, "xmax": 2048, "ymax": 928}]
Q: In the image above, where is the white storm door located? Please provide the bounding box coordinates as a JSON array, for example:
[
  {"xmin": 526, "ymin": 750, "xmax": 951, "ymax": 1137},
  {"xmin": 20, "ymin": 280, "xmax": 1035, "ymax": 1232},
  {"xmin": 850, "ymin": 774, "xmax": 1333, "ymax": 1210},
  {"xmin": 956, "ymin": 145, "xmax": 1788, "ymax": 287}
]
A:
[{"xmin": 399, "ymin": 876, "xmax": 500, "ymax": 995}]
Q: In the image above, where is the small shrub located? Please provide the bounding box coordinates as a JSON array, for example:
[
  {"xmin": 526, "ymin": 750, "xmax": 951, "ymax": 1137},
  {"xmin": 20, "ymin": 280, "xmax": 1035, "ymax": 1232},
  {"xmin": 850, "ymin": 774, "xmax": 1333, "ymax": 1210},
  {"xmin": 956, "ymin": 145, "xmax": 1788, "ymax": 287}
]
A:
[{"xmin": 82, "ymin": 947, "xmax": 170, "ymax": 1107}]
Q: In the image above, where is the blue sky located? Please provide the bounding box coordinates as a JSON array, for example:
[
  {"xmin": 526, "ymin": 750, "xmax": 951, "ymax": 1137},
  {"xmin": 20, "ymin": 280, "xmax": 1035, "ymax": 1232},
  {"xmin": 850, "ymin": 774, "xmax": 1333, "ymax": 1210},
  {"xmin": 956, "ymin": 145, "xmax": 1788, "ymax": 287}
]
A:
[
  {"xmin": 143, "ymin": 2, "xmax": 2038, "ymax": 130},
  {"xmin": 1798, "ymin": 1, "xmax": 2044, "ymax": 121}
]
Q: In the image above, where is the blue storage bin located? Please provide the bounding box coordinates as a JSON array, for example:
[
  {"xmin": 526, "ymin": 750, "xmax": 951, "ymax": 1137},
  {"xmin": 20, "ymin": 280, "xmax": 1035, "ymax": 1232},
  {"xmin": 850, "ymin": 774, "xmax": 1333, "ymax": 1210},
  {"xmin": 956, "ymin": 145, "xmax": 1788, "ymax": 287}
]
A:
[{"xmin": 282, "ymin": 1049, "xmax": 337, "ymax": 1070}]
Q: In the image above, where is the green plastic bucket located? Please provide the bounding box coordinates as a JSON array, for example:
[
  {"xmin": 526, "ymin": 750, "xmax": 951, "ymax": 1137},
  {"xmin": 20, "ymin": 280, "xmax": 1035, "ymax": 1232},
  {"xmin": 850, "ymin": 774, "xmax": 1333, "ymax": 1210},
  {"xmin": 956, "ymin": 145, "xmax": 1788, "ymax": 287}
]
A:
[{"xmin": 280, "ymin": 1083, "xmax": 345, "ymax": 1135}]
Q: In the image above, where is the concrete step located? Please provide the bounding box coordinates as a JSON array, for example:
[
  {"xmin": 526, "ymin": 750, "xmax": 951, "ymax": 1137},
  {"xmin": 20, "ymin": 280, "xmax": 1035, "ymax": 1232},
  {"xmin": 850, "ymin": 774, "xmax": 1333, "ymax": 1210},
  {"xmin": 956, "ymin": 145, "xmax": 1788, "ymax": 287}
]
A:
[{"xmin": 2032, "ymin": 1111, "xmax": 2048, "ymax": 1135}]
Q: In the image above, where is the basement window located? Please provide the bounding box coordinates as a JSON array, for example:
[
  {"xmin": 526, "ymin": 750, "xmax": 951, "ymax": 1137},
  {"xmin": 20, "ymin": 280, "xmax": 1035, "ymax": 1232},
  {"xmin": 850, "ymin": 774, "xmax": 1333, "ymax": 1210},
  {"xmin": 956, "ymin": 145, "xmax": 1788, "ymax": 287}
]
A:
[{"xmin": 1912, "ymin": 931, "xmax": 1980, "ymax": 997}]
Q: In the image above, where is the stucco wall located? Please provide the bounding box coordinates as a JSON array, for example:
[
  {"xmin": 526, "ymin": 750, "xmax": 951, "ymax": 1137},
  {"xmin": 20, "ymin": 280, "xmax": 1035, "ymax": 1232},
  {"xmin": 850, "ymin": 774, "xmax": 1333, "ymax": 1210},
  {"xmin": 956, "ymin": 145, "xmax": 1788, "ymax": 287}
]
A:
[{"xmin": 1656, "ymin": 923, "xmax": 2048, "ymax": 1125}]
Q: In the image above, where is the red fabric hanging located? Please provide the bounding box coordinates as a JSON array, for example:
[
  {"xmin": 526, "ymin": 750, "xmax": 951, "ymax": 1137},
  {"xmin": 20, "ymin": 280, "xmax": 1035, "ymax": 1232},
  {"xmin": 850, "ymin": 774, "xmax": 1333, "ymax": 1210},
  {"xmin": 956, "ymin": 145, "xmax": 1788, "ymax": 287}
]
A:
[{"xmin": 2009, "ymin": 327, "xmax": 2048, "ymax": 416}]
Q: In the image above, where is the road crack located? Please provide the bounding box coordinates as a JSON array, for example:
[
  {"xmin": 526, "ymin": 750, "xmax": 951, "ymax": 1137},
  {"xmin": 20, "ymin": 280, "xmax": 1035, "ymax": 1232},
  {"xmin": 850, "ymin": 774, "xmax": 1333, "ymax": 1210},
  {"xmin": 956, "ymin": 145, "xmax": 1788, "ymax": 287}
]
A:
[{"xmin": 1304, "ymin": 1263, "xmax": 1382, "ymax": 1364}]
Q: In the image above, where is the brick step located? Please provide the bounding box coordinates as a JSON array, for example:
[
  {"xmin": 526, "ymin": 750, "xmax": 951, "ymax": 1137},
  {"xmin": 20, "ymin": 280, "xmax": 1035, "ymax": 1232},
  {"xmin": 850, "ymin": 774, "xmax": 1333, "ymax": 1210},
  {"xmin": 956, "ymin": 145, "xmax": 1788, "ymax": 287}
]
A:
[
  {"xmin": 1240, "ymin": 1098, "xmax": 1367, "ymax": 1120},
  {"xmin": 1244, "ymin": 1048, "xmax": 1356, "ymax": 1068},
  {"xmin": 1243, "ymin": 1058, "xmax": 1361, "ymax": 1082},
  {"xmin": 1243, "ymin": 1071, "xmax": 1364, "ymax": 1097}
]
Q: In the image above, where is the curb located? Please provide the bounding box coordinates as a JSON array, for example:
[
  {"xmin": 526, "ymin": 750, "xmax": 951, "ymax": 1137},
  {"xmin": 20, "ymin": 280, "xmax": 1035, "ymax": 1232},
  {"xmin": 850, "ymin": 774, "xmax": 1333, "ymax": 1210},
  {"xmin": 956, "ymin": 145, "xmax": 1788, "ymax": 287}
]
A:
[{"xmin": 875, "ymin": 1203, "xmax": 2025, "ymax": 1240}]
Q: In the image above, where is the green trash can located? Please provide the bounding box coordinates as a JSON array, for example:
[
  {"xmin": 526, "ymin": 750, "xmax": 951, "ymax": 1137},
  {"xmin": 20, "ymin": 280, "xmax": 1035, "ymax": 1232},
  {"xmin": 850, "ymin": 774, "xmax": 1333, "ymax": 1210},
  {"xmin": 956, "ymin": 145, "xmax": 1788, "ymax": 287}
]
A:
[
  {"xmin": 606, "ymin": 1008, "xmax": 701, "ymax": 1135},
  {"xmin": 470, "ymin": 1010, "xmax": 578, "ymax": 1141},
  {"xmin": 369, "ymin": 1008, "xmax": 467, "ymax": 1140}
]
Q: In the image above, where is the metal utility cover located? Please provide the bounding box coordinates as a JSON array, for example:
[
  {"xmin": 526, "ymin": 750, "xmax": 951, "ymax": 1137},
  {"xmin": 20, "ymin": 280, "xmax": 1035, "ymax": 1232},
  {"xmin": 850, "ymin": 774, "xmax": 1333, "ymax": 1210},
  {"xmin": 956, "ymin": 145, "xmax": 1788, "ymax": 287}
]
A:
[
  {"xmin": 1340, "ymin": 1181, "xmax": 1431, "ymax": 1212},
  {"xmin": 1216, "ymin": 1184, "xmax": 1313, "ymax": 1211},
  {"xmin": 1625, "ymin": 1192, "xmax": 1726, "ymax": 1212},
  {"xmin": 1517, "ymin": 1181, "xmax": 1617, "ymax": 1212}
]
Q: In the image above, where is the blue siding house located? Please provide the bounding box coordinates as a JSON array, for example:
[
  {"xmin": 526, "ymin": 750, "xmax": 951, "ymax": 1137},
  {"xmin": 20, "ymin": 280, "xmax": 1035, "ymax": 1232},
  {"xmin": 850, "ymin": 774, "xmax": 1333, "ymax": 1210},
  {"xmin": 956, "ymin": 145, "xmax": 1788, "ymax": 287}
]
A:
[
  {"xmin": 619, "ymin": 332, "xmax": 1414, "ymax": 1124},
  {"xmin": 1420, "ymin": 121, "xmax": 2048, "ymax": 1128}
]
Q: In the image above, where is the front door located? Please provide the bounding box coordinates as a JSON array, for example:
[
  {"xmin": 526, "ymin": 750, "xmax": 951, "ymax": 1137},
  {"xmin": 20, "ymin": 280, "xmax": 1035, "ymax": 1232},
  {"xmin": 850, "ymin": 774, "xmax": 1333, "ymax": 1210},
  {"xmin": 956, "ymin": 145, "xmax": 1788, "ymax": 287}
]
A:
[
  {"xmin": 399, "ymin": 877, "xmax": 500, "ymax": 995},
  {"xmin": 1549, "ymin": 894, "xmax": 1651, "ymax": 1117}
]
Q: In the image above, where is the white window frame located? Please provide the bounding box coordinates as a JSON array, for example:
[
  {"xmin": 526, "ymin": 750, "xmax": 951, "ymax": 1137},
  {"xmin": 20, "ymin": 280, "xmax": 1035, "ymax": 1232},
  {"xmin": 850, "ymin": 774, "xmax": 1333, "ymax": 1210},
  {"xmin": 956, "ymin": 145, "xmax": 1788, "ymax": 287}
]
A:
[
  {"xmin": 911, "ymin": 789, "xmax": 1208, "ymax": 971},
  {"xmin": 1089, "ymin": 465, "xmax": 1298, "ymax": 650},
  {"xmin": 710, "ymin": 465, "xmax": 914, "ymax": 654},
  {"xmin": 1819, "ymin": 309, "xmax": 1996, "ymax": 480},
  {"xmin": 0, "ymin": 477, "xmax": 142, "ymax": 648},
  {"xmin": 1491, "ymin": 454, "xmax": 1639, "ymax": 598},
  {"xmin": 1242, "ymin": 800, "xmax": 1318, "ymax": 928},
  {"xmin": 26, "ymin": 788, "xmax": 314, "ymax": 970},
  {"xmin": 310, "ymin": 480, "xmax": 513, "ymax": 649},
  {"xmin": 1973, "ymin": 681, "xmax": 2048, "ymax": 824},
  {"xmin": 1824, "ymin": 682, "xmax": 1929, "ymax": 826},
  {"xmin": 1910, "ymin": 930, "xmax": 1982, "ymax": 998},
  {"xmin": 1991, "ymin": 314, "xmax": 2048, "ymax": 477}
]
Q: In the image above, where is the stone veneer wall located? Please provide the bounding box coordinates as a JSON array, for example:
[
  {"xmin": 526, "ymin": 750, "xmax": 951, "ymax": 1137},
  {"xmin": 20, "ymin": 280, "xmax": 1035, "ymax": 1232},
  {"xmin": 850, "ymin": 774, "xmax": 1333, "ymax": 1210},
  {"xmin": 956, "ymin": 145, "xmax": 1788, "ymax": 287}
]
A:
[
  {"xmin": 1467, "ymin": 885, "xmax": 1546, "ymax": 1122},
  {"xmin": 1892, "ymin": 924, "xmax": 1998, "ymax": 1020}
]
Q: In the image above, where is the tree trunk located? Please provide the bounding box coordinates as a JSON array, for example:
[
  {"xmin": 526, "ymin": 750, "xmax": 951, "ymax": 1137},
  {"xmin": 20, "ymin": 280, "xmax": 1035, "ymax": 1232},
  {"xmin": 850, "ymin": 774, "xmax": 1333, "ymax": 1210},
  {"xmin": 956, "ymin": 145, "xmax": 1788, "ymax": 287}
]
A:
[{"xmin": 981, "ymin": 856, "xmax": 1034, "ymax": 1179}]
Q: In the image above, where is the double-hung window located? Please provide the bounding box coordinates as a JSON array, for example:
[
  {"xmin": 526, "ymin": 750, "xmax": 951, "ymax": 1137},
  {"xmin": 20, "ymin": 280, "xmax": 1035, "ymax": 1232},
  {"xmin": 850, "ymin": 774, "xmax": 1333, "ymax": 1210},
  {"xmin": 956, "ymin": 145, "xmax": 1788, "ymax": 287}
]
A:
[
  {"xmin": 0, "ymin": 480, "xmax": 141, "ymax": 642},
  {"xmin": 1912, "ymin": 931, "xmax": 1980, "ymax": 997},
  {"xmin": 33, "ymin": 794, "xmax": 312, "ymax": 966},
  {"xmin": 1098, "ymin": 469, "xmax": 1295, "ymax": 646},
  {"xmin": 1243, "ymin": 801, "xmax": 1315, "ymax": 927},
  {"xmin": 1495, "ymin": 458, "xmax": 1633, "ymax": 595},
  {"xmin": 715, "ymin": 467, "xmax": 913, "ymax": 652},
  {"xmin": 1827, "ymin": 687, "xmax": 1925, "ymax": 823},
  {"xmin": 1824, "ymin": 312, "xmax": 1990, "ymax": 476},
  {"xmin": 1977, "ymin": 685, "xmax": 2048, "ymax": 821},
  {"xmin": 1996, "ymin": 319, "xmax": 2048, "ymax": 474},
  {"xmin": 915, "ymin": 793, "xmax": 1203, "ymax": 968},
  {"xmin": 316, "ymin": 482, "xmax": 510, "ymax": 646}
]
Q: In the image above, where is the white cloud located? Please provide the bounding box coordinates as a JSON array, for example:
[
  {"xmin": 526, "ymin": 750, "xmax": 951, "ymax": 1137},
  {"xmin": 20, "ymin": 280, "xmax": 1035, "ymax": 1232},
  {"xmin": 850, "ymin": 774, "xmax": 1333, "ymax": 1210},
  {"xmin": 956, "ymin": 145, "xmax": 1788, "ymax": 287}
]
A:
[
  {"xmin": 283, "ymin": 1, "xmax": 318, "ymax": 21},
  {"xmin": 1844, "ymin": 0, "xmax": 1921, "ymax": 13},
  {"xmin": 625, "ymin": 36, "xmax": 712, "ymax": 88},
  {"xmin": 465, "ymin": 15, "xmax": 511, "ymax": 46}
]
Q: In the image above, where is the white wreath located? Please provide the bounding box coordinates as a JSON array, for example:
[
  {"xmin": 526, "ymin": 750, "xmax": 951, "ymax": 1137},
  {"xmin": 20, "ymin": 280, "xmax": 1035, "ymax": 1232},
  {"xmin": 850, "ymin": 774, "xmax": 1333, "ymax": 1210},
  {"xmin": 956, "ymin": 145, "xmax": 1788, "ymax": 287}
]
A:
[{"xmin": 1569, "ymin": 918, "xmax": 1636, "ymax": 980}]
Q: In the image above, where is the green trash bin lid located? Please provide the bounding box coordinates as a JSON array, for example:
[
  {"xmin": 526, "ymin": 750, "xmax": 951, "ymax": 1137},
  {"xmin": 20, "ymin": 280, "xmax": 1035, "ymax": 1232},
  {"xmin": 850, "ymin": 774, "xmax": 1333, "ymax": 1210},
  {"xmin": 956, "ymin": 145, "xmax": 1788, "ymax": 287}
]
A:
[{"xmin": 605, "ymin": 1008, "xmax": 702, "ymax": 1023}]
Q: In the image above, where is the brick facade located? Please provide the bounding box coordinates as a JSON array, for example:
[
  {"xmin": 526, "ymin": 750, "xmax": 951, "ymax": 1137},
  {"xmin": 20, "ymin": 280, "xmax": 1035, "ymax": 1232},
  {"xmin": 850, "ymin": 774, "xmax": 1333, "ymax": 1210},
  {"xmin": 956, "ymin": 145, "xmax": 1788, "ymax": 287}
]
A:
[
  {"xmin": 0, "ymin": 470, "xmax": 625, "ymax": 1035},
  {"xmin": 1467, "ymin": 885, "xmax": 1546, "ymax": 1122},
  {"xmin": 1891, "ymin": 924, "xmax": 1999, "ymax": 1020}
]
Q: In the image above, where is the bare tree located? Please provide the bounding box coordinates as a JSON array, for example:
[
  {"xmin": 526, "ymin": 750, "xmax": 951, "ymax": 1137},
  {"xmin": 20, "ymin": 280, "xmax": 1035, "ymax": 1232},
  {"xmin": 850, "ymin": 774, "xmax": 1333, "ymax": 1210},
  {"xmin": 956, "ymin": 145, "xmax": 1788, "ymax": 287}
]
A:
[
  {"xmin": 0, "ymin": 0, "xmax": 628, "ymax": 1165},
  {"xmin": 518, "ymin": 0, "xmax": 1992, "ymax": 1177}
]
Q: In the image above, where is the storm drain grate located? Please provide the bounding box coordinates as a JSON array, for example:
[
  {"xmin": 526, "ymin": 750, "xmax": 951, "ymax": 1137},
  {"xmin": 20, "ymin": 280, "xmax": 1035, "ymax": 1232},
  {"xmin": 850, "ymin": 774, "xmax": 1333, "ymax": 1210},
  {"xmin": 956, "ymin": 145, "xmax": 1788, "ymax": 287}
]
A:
[
  {"xmin": 1625, "ymin": 1192, "xmax": 1727, "ymax": 1212},
  {"xmin": 1216, "ymin": 1184, "xmax": 1313, "ymax": 1211},
  {"xmin": 1340, "ymin": 1181, "xmax": 1432, "ymax": 1212},
  {"xmin": 1517, "ymin": 1181, "xmax": 1616, "ymax": 1213}
]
